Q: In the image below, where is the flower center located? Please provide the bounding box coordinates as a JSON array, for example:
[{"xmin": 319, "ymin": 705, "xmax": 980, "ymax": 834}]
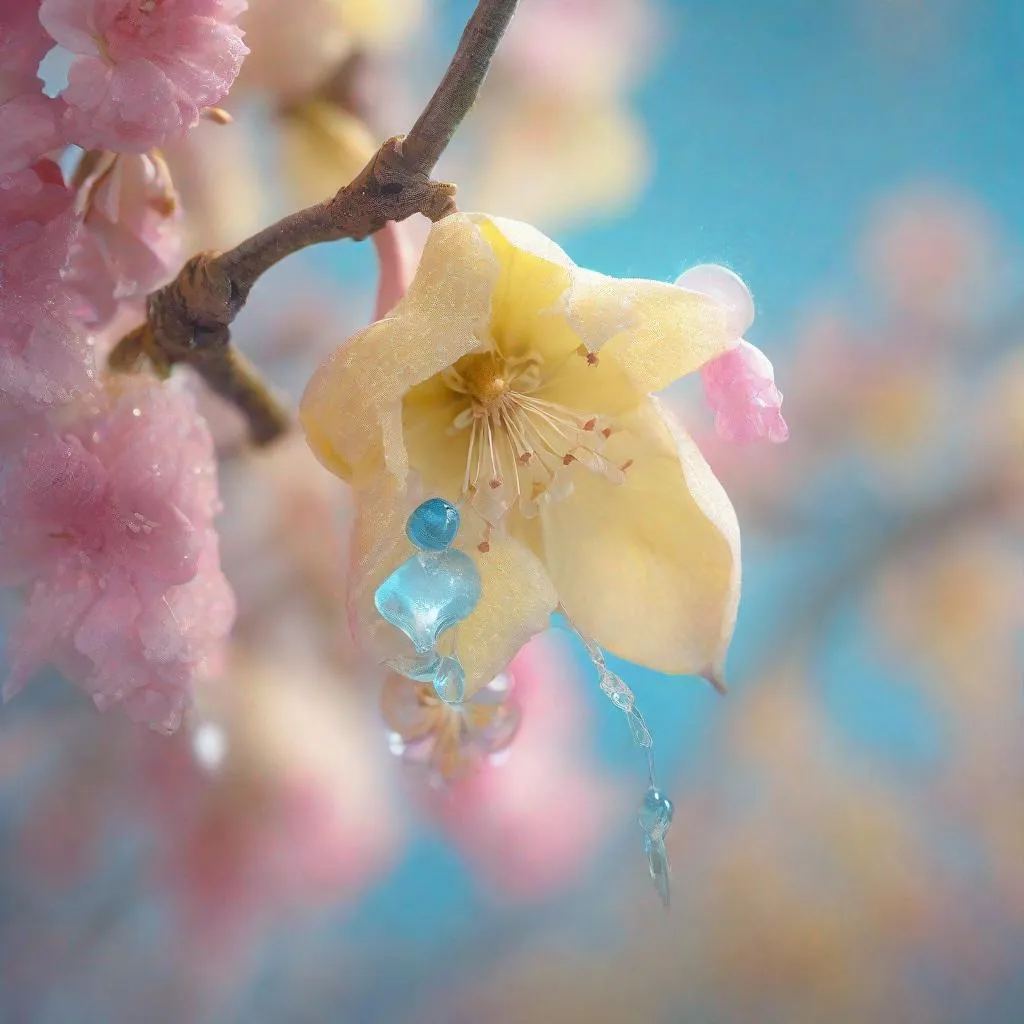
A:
[
  {"xmin": 459, "ymin": 352, "xmax": 510, "ymax": 403},
  {"xmin": 443, "ymin": 348, "xmax": 630, "ymax": 545}
]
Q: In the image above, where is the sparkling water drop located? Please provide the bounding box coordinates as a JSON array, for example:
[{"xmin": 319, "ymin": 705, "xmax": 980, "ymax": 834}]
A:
[
  {"xmin": 374, "ymin": 548, "xmax": 481, "ymax": 653},
  {"xmin": 432, "ymin": 654, "xmax": 466, "ymax": 704},
  {"xmin": 406, "ymin": 497, "xmax": 461, "ymax": 551},
  {"xmin": 638, "ymin": 786, "xmax": 674, "ymax": 839}
]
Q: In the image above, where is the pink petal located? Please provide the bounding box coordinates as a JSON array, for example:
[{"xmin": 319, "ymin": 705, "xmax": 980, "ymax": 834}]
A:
[
  {"xmin": 41, "ymin": 0, "xmax": 248, "ymax": 152},
  {"xmin": 701, "ymin": 339, "xmax": 790, "ymax": 445},
  {"xmin": 0, "ymin": 379, "xmax": 236, "ymax": 731}
]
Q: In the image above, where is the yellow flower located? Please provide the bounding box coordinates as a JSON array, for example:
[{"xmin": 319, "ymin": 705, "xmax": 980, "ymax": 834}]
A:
[{"xmin": 301, "ymin": 213, "xmax": 743, "ymax": 696}]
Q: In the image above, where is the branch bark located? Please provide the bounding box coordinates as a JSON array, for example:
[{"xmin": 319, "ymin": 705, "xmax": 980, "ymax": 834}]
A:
[{"xmin": 109, "ymin": 0, "xmax": 520, "ymax": 446}]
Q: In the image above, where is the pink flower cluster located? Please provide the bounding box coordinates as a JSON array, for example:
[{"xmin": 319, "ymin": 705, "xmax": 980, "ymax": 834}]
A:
[
  {"xmin": 0, "ymin": 380, "xmax": 235, "ymax": 732},
  {"xmin": 0, "ymin": 0, "xmax": 246, "ymax": 729},
  {"xmin": 39, "ymin": 0, "xmax": 249, "ymax": 152},
  {"xmin": 0, "ymin": 160, "xmax": 94, "ymax": 410},
  {"xmin": 0, "ymin": 0, "xmax": 64, "ymax": 173}
]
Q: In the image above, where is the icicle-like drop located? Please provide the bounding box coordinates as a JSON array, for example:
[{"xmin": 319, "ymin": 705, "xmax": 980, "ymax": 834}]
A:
[
  {"xmin": 375, "ymin": 499, "xmax": 480, "ymax": 705},
  {"xmin": 577, "ymin": 630, "xmax": 674, "ymax": 908},
  {"xmin": 638, "ymin": 786, "xmax": 674, "ymax": 908}
]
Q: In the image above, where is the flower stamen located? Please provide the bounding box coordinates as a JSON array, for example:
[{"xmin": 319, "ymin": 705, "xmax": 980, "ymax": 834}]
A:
[{"xmin": 447, "ymin": 348, "xmax": 628, "ymax": 529}]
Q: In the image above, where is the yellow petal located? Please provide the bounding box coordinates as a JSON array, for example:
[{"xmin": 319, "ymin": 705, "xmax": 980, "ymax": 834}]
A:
[
  {"xmin": 566, "ymin": 270, "xmax": 736, "ymax": 394},
  {"xmin": 540, "ymin": 397, "xmax": 740, "ymax": 683},
  {"xmin": 348, "ymin": 477, "xmax": 558, "ymax": 698},
  {"xmin": 457, "ymin": 533, "xmax": 558, "ymax": 696},
  {"xmin": 467, "ymin": 213, "xmax": 736, "ymax": 394},
  {"xmin": 300, "ymin": 213, "xmax": 499, "ymax": 487},
  {"xmin": 468, "ymin": 213, "xmax": 576, "ymax": 361},
  {"xmin": 467, "ymin": 214, "xmax": 644, "ymax": 417}
]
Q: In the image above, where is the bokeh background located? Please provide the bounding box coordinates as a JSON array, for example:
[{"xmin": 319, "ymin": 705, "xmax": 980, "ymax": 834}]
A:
[{"xmin": 2, "ymin": 1, "xmax": 1022, "ymax": 1021}]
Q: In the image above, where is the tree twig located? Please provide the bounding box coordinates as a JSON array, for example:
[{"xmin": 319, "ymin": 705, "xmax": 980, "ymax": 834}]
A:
[{"xmin": 108, "ymin": 0, "xmax": 520, "ymax": 446}]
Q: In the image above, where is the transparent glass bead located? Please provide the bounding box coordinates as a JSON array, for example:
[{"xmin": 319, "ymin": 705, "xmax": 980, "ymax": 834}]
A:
[
  {"xmin": 406, "ymin": 498, "xmax": 461, "ymax": 551},
  {"xmin": 431, "ymin": 654, "xmax": 465, "ymax": 704},
  {"xmin": 626, "ymin": 708, "xmax": 653, "ymax": 749},
  {"xmin": 374, "ymin": 548, "xmax": 481, "ymax": 654},
  {"xmin": 638, "ymin": 786, "xmax": 674, "ymax": 840}
]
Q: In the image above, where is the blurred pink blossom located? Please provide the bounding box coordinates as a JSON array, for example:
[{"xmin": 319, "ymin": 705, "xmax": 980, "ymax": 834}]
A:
[
  {"xmin": 70, "ymin": 152, "xmax": 182, "ymax": 327},
  {"xmin": 141, "ymin": 656, "xmax": 399, "ymax": 948},
  {"xmin": 498, "ymin": 0, "xmax": 655, "ymax": 97},
  {"xmin": 861, "ymin": 187, "xmax": 999, "ymax": 329},
  {"xmin": 0, "ymin": 160, "xmax": 95, "ymax": 410},
  {"xmin": 426, "ymin": 633, "xmax": 621, "ymax": 899},
  {"xmin": 0, "ymin": 377, "xmax": 235, "ymax": 732},
  {"xmin": 40, "ymin": 0, "xmax": 249, "ymax": 152}
]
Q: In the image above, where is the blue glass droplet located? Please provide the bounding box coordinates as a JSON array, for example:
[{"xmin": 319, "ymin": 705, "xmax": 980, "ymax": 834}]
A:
[
  {"xmin": 374, "ymin": 549, "xmax": 481, "ymax": 653},
  {"xmin": 406, "ymin": 498, "xmax": 461, "ymax": 551},
  {"xmin": 432, "ymin": 654, "xmax": 466, "ymax": 704},
  {"xmin": 638, "ymin": 786, "xmax": 674, "ymax": 839}
]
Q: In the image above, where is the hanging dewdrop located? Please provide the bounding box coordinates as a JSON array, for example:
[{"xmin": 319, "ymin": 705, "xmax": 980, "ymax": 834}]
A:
[{"xmin": 374, "ymin": 498, "xmax": 481, "ymax": 705}]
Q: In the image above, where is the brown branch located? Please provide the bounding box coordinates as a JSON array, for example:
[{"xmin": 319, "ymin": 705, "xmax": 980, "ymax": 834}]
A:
[{"xmin": 109, "ymin": 0, "xmax": 520, "ymax": 446}]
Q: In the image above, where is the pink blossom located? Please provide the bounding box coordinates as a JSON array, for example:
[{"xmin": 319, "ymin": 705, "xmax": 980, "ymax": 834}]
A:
[
  {"xmin": 139, "ymin": 659, "xmax": 398, "ymax": 948},
  {"xmin": 69, "ymin": 152, "xmax": 182, "ymax": 327},
  {"xmin": 0, "ymin": 2, "xmax": 65, "ymax": 171},
  {"xmin": 0, "ymin": 378, "xmax": 235, "ymax": 732},
  {"xmin": 0, "ymin": 161, "xmax": 96, "ymax": 410},
  {"xmin": 701, "ymin": 340, "xmax": 789, "ymax": 444},
  {"xmin": 1, "ymin": 0, "xmax": 54, "ymax": 78},
  {"xmin": 861, "ymin": 187, "xmax": 998, "ymax": 329},
  {"xmin": 0, "ymin": 91, "xmax": 64, "ymax": 175},
  {"xmin": 39, "ymin": 0, "xmax": 249, "ymax": 153},
  {"xmin": 426, "ymin": 634, "xmax": 620, "ymax": 899}
]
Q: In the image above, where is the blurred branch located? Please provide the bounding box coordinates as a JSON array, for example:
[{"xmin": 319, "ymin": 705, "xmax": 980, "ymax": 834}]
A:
[
  {"xmin": 109, "ymin": 0, "xmax": 521, "ymax": 446},
  {"xmin": 760, "ymin": 467, "xmax": 1022, "ymax": 676}
]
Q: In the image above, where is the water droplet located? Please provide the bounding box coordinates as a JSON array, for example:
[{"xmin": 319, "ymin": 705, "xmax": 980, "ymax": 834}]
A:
[
  {"xmin": 432, "ymin": 654, "xmax": 466, "ymax": 704},
  {"xmin": 638, "ymin": 786, "xmax": 674, "ymax": 839},
  {"xmin": 406, "ymin": 498, "xmax": 460, "ymax": 551}
]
